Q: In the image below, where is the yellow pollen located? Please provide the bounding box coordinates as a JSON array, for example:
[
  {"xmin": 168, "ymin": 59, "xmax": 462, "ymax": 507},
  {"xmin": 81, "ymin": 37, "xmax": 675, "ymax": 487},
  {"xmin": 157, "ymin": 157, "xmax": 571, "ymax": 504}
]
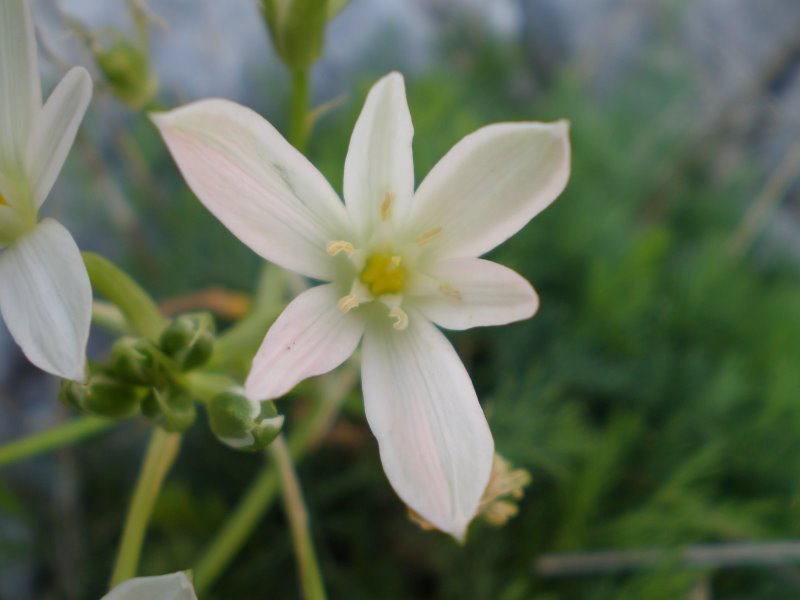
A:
[
  {"xmin": 439, "ymin": 283, "xmax": 462, "ymax": 300},
  {"xmin": 416, "ymin": 227, "xmax": 442, "ymax": 246},
  {"xmin": 360, "ymin": 253, "xmax": 407, "ymax": 296},
  {"xmin": 380, "ymin": 192, "xmax": 395, "ymax": 222},
  {"xmin": 0, "ymin": 192, "xmax": 7, "ymax": 206},
  {"xmin": 326, "ymin": 240, "xmax": 354, "ymax": 257},
  {"xmin": 389, "ymin": 307, "xmax": 408, "ymax": 331},
  {"xmin": 337, "ymin": 294, "xmax": 360, "ymax": 313}
]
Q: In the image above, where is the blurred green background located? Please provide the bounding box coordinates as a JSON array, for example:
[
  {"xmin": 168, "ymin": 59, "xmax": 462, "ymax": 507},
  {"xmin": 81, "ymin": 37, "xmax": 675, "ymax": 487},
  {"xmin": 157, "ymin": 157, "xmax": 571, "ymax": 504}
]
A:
[{"xmin": 2, "ymin": 0, "xmax": 800, "ymax": 598}]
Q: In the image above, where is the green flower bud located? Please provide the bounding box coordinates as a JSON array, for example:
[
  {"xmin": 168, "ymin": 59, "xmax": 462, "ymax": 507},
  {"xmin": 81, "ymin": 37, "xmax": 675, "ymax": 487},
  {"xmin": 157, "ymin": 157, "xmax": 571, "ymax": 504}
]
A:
[
  {"xmin": 261, "ymin": 0, "xmax": 329, "ymax": 71},
  {"xmin": 208, "ymin": 389, "xmax": 284, "ymax": 451},
  {"xmin": 160, "ymin": 313, "xmax": 215, "ymax": 371},
  {"xmin": 60, "ymin": 375, "xmax": 142, "ymax": 419},
  {"xmin": 146, "ymin": 388, "xmax": 197, "ymax": 433},
  {"xmin": 94, "ymin": 38, "xmax": 158, "ymax": 110},
  {"xmin": 110, "ymin": 337, "xmax": 165, "ymax": 386}
]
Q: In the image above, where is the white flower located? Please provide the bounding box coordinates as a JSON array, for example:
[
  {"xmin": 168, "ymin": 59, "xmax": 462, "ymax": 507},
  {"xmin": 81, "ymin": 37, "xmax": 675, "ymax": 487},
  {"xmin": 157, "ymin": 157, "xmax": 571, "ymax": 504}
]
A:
[
  {"xmin": 153, "ymin": 72, "xmax": 570, "ymax": 539},
  {"xmin": 101, "ymin": 572, "xmax": 197, "ymax": 600},
  {"xmin": 0, "ymin": 0, "xmax": 93, "ymax": 381}
]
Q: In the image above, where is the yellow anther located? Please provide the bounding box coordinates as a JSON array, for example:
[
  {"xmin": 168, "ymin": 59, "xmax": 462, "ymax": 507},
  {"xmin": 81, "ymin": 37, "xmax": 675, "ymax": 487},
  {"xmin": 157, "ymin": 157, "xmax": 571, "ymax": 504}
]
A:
[
  {"xmin": 360, "ymin": 253, "xmax": 407, "ymax": 296},
  {"xmin": 326, "ymin": 240, "xmax": 354, "ymax": 257},
  {"xmin": 439, "ymin": 283, "xmax": 462, "ymax": 301},
  {"xmin": 389, "ymin": 307, "xmax": 408, "ymax": 331},
  {"xmin": 337, "ymin": 294, "xmax": 360, "ymax": 313},
  {"xmin": 380, "ymin": 191, "xmax": 395, "ymax": 222},
  {"xmin": 416, "ymin": 227, "xmax": 442, "ymax": 246}
]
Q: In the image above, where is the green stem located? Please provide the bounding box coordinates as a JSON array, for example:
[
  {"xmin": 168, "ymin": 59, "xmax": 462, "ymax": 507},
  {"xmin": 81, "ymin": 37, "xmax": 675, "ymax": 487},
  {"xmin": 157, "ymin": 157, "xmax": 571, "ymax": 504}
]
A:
[
  {"xmin": 288, "ymin": 69, "xmax": 310, "ymax": 151},
  {"xmin": 271, "ymin": 435, "xmax": 327, "ymax": 599},
  {"xmin": 82, "ymin": 252, "xmax": 167, "ymax": 341},
  {"xmin": 0, "ymin": 416, "xmax": 114, "ymax": 468},
  {"xmin": 192, "ymin": 367, "xmax": 356, "ymax": 594},
  {"xmin": 109, "ymin": 427, "xmax": 181, "ymax": 588}
]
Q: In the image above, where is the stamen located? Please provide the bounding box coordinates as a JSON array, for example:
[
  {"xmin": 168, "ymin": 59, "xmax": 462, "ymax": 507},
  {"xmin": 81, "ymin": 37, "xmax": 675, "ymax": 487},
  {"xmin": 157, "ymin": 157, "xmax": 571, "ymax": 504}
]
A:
[
  {"xmin": 389, "ymin": 306, "xmax": 408, "ymax": 331},
  {"xmin": 389, "ymin": 255, "xmax": 402, "ymax": 268},
  {"xmin": 326, "ymin": 240, "xmax": 354, "ymax": 257},
  {"xmin": 439, "ymin": 283, "xmax": 463, "ymax": 301},
  {"xmin": 0, "ymin": 193, "xmax": 7, "ymax": 206},
  {"xmin": 380, "ymin": 192, "xmax": 395, "ymax": 222},
  {"xmin": 416, "ymin": 227, "xmax": 442, "ymax": 246},
  {"xmin": 337, "ymin": 294, "xmax": 360, "ymax": 313}
]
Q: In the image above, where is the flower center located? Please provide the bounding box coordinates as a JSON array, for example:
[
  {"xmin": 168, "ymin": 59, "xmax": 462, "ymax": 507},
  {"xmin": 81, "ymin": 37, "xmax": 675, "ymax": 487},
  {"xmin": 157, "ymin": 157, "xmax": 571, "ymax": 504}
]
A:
[{"xmin": 360, "ymin": 253, "xmax": 407, "ymax": 296}]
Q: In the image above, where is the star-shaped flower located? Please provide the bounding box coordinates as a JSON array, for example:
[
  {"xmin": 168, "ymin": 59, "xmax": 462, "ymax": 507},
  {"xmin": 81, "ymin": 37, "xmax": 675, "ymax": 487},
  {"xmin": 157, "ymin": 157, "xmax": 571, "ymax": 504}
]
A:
[
  {"xmin": 153, "ymin": 72, "xmax": 570, "ymax": 539},
  {"xmin": 0, "ymin": 0, "xmax": 93, "ymax": 381}
]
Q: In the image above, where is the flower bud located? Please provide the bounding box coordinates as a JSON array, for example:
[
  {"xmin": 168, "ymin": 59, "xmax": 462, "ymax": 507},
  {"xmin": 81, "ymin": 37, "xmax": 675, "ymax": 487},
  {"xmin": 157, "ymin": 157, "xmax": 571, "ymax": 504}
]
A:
[
  {"xmin": 145, "ymin": 388, "xmax": 197, "ymax": 433},
  {"xmin": 208, "ymin": 389, "xmax": 284, "ymax": 451},
  {"xmin": 160, "ymin": 313, "xmax": 215, "ymax": 371},
  {"xmin": 60, "ymin": 374, "xmax": 142, "ymax": 419},
  {"xmin": 260, "ymin": 0, "xmax": 328, "ymax": 71},
  {"xmin": 93, "ymin": 38, "xmax": 158, "ymax": 110},
  {"xmin": 110, "ymin": 337, "xmax": 165, "ymax": 386}
]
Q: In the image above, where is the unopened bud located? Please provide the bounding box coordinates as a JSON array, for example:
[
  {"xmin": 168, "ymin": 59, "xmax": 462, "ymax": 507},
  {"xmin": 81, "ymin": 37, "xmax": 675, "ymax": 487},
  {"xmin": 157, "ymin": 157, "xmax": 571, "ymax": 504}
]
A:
[
  {"xmin": 145, "ymin": 388, "xmax": 197, "ymax": 432},
  {"xmin": 160, "ymin": 313, "xmax": 215, "ymax": 371},
  {"xmin": 94, "ymin": 38, "xmax": 158, "ymax": 109},
  {"xmin": 60, "ymin": 374, "xmax": 142, "ymax": 419},
  {"xmin": 261, "ymin": 0, "xmax": 328, "ymax": 71},
  {"xmin": 208, "ymin": 389, "xmax": 284, "ymax": 451},
  {"xmin": 110, "ymin": 337, "xmax": 165, "ymax": 386}
]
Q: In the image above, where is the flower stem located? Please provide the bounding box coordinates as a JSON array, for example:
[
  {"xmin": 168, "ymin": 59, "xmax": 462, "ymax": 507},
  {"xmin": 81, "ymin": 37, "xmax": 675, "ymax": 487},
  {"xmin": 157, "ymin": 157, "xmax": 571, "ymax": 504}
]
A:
[
  {"xmin": 271, "ymin": 435, "xmax": 327, "ymax": 599},
  {"xmin": 0, "ymin": 416, "xmax": 114, "ymax": 468},
  {"xmin": 82, "ymin": 252, "xmax": 167, "ymax": 341},
  {"xmin": 109, "ymin": 427, "xmax": 181, "ymax": 588},
  {"xmin": 192, "ymin": 367, "xmax": 356, "ymax": 594},
  {"xmin": 288, "ymin": 69, "xmax": 310, "ymax": 151}
]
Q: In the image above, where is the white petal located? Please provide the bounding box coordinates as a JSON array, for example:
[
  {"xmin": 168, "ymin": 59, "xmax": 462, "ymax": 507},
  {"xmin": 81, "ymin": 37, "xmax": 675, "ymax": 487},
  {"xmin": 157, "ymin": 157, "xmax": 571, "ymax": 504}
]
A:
[
  {"xmin": 0, "ymin": 0, "xmax": 41, "ymax": 171},
  {"xmin": 343, "ymin": 72, "xmax": 414, "ymax": 239},
  {"xmin": 361, "ymin": 314, "xmax": 494, "ymax": 540},
  {"xmin": 101, "ymin": 572, "xmax": 197, "ymax": 600},
  {"xmin": 0, "ymin": 219, "xmax": 91, "ymax": 381},
  {"xmin": 408, "ymin": 121, "xmax": 570, "ymax": 258},
  {"xmin": 26, "ymin": 67, "xmax": 92, "ymax": 208},
  {"xmin": 245, "ymin": 284, "xmax": 363, "ymax": 400},
  {"xmin": 412, "ymin": 257, "xmax": 539, "ymax": 330},
  {"xmin": 152, "ymin": 99, "xmax": 352, "ymax": 280}
]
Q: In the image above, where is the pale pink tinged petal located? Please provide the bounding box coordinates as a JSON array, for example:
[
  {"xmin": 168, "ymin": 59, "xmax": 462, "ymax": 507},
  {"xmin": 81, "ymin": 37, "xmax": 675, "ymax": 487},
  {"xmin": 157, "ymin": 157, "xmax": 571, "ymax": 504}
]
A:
[
  {"xmin": 26, "ymin": 67, "xmax": 93, "ymax": 208},
  {"xmin": 343, "ymin": 71, "xmax": 414, "ymax": 239},
  {"xmin": 409, "ymin": 121, "xmax": 570, "ymax": 258},
  {"xmin": 412, "ymin": 257, "xmax": 539, "ymax": 330},
  {"xmin": 245, "ymin": 284, "xmax": 364, "ymax": 401},
  {"xmin": 152, "ymin": 99, "xmax": 352, "ymax": 281},
  {"xmin": 0, "ymin": 219, "xmax": 91, "ymax": 381},
  {"xmin": 0, "ymin": 0, "xmax": 41, "ymax": 171},
  {"xmin": 361, "ymin": 315, "xmax": 494, "ymax": 540}
]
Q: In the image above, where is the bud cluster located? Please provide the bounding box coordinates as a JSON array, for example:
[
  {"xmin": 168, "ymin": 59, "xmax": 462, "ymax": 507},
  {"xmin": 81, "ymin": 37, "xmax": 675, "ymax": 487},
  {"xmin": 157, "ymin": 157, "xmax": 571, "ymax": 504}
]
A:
[{"xmin": 61, "ymin": 312, "xmax": 216, "ymax": 433}]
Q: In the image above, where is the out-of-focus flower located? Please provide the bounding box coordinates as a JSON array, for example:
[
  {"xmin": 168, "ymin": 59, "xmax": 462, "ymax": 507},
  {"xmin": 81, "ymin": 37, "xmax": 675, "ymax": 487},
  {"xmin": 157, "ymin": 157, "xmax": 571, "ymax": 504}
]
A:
[
  {"xmin": 0, "ymin": 0, "xmax": 93, "ymax": 381},
  {"xmin": 153, "ymin": 72, "xmax": 570, "ymax": 540},
  {"xmin": 101, "ymin": 571, "xmax": 197, "ymax": 600}
]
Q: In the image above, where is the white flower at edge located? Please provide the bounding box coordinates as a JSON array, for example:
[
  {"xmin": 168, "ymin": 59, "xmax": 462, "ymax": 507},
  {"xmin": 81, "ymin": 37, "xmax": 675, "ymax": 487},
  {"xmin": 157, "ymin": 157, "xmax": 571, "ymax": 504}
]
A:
[
  {"xmin": 101, "ymin": 572, "xmax": 197, "ymax": 600},
  {"xmin": 0, "ymin": 0, "xmax": 93, "ymax": 382},
  {"xmin": 153, "ymin": 72, "xmax": 570, "ymax": 540}
]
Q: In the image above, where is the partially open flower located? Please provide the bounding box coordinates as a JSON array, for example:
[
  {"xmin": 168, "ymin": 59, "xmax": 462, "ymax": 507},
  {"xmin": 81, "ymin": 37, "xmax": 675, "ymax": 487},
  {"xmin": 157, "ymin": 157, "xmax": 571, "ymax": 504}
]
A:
[
  {"xmin": 0, "ymin": 0, "xmax": 93, "ymax": 381},
  {"xmin": 153, "ymin": 72, "xmax": 570, "ymax": 540}
]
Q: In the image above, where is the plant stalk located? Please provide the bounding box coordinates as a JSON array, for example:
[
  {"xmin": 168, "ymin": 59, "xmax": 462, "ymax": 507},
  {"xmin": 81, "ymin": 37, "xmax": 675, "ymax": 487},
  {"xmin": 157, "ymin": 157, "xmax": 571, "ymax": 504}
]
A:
[
  {"xmin": 271, "ymin": 435, "xmax": 327, "ymax": 599},
  {"xmin": 109, "ymin": 427, "xmax": 181, "ymax": 588}
]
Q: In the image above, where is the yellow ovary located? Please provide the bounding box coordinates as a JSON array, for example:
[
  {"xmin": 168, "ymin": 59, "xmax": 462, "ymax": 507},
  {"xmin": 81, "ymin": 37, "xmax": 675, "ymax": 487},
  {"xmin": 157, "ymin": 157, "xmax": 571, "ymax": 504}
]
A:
[{"xmin": 360, "ymin": 253, "xmax": 407, "ymax": 296}]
